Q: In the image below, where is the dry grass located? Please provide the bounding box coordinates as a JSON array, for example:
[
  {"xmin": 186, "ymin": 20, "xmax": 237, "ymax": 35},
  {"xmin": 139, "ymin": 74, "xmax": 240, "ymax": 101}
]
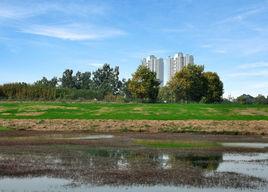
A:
[
  {"xmin": 233, "ymin": 109, "xmax": 268, "ymax": 116},
  {"xmin": 0, "ymin": 119, "xmax": 267, "ymax": 135},
  {"xmin": 15, "ymin": 112, "xmax": 45, "ymax": 117}
]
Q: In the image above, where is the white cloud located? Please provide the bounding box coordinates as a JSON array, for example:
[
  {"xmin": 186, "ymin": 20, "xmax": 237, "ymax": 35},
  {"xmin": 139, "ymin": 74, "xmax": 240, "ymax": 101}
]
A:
[
  {"xmin": 228, "ymin": 70, "xmax": 268, "ymax": 77},
  {"xmin": 0, "ymin": 1, "xmax": 107, "ymax": 20},
  {"xmin": 213, "ymin": 49, "xmax": 227, "ymax": 54},
  {"xmin": 238, "ymin": 61, "xmax": 268, "ymax": 69},
  {"xmin": 218, "ymin": 5, "xmax": 267, "ymax": 24},
  {"xmin": 87, "ymin": 63, "xmax": 103, "ymax": 68},
  {"xmin": 200, "ymin": 44, "xmax": 213, "ymax": 48},
  {"xmin": 162, "ymin": 24, "xmax": 195, "ymax": 33},
  {"xmin": 20, "ymin": 24, "xmax": 126, "ymax": 41},
  {"xmin": 203, "ymin": 37, "xmax": 268, "ymax": 56}
]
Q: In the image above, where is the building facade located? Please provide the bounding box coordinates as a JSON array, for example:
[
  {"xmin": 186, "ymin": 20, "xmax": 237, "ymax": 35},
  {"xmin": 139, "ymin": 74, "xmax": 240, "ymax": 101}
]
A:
[
  {"xmin": 168, "ymin": 52, "xmax": 194, "ymax": 80},
  {"xmin": 142, "ymin": 55, "xmax": 164, "ymax": 86}
]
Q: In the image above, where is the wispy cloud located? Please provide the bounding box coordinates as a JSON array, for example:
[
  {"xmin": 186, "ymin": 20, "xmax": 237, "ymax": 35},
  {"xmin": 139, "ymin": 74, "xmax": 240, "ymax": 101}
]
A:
[
  {"xmin": 162, "ymin": 24, "xmax": 195, "ymax": 33},
  {"xmin": 0, "ymin": 1, "xmax": 107, "ymax": 20},
  {"xmin": 20, "ymin": 24, "xmax": 126, "ymax": 41},
  {"xmin": 219, "ymin": 4, "xmax": 267, "ymax": 24},
  {"xmin": 202, "ymin": 37, "xmax": 268, "ymax": 56},
  {"xmin": 200, "ymin": 44, "xmax": 213, "ymax": 48},
  {"xmin": 228, "ymin": 70, "xmax": 268, "ymax": 77},
  {"xmin": 87, "ymin": 63, "xmax": 103, "ymax": 68},
  {"xmin": 238, "ymin": 61, "xmax": 268, "ymax": 69},
  {"xmin": 213, "ymin": 49, "xmax": 227, "ymax": 54}
]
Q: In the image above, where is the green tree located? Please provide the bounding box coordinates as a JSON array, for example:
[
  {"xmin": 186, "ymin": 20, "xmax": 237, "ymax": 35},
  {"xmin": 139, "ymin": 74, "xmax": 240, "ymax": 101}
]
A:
[
  {"xmin": 236, "ymin": 94, "xmax": 254, "ymax": 104},
  {"xmin": 80, "ymin": 72, "xmax": 92, "ymax": 89},
  {"xmin": 168, "ymin": 64, "xmax": 207, "ymax": 102},
  {"xmin": 158, "ymin": 86, "xmax": 175, "ymax": 103},
  {"xmin": 92, "ymin": 64, "xmax": 122, "ymax": 96},
  {"xmin": 128, "ymin": 65, "xmax": 160, "ymax": 102},
  {"xmin": 35, "ymin": 77, "xmax": 58, "ymax": 87},
  {"xmin": 203, "ymin": 72, "xmax": 223, "ymax": 103},
  {"xmin": 61, "ymin": 69, "xmax": 75, "ymax": 88},
  {"xmin": 254, "ymin": 94, "xmax": 267, "ymax": 104}
]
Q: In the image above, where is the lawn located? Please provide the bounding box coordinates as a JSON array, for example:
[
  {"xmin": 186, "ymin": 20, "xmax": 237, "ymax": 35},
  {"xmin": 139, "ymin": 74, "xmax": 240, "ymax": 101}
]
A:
[{"xmin": 0, "ymin": 102, "xmax": 268, "ymax": 120}]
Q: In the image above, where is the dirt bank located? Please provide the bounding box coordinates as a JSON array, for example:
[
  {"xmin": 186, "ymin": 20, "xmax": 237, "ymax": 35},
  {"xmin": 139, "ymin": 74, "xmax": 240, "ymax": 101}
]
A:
[{"xmin": 0, "ymin": 119, "xmax": 268, "ymax": 135}]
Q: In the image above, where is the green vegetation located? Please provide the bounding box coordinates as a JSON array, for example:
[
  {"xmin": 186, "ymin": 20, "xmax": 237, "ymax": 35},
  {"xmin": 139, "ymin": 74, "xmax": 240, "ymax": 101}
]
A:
[
  {"xmin": 0, "ymin": 102, "xmax": 268, "ymax": 120},
  {"xmin": 0, "ymin": 126, "xmax": 12, "ymax": 131},
  {"xmin": 128, "ymin": 65, "xmax": 160, "ymax": 102},
  {"xmin": 166, "ymin": 64, "xmax": 223, "ymax": 103},
  {"xmin": 135, "ymin": 139, "xmax": 220, "ymax": 148}
]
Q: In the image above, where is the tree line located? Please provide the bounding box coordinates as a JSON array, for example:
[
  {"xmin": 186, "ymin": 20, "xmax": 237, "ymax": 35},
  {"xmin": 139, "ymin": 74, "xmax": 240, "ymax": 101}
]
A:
[{"xmin": 0, "ymin": 63, "xmax": 267, "ymax": 104}]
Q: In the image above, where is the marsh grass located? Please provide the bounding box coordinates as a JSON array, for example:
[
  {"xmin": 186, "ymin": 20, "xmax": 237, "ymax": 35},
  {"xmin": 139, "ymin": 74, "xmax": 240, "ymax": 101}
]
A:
[
  {"xmin": 0, "ymin": 126, "xmax": 12, "ymax": 131},
  {"xmin": 135, "ymin": 139, "xmax": 220, "ymax": 149}
]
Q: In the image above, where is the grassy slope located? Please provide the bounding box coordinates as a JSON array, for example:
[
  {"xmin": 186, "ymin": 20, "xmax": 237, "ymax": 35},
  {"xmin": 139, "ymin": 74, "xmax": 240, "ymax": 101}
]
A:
[{"xmin": 0, "ymin": 102, "xmax": 268, "ymax": 120}]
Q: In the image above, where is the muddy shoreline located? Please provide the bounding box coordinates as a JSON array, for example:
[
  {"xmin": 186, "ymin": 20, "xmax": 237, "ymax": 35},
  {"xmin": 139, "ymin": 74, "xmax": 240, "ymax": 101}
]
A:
[{"xmin": 0, "ymin": 131, "xmax": 267, "ymax": 191}]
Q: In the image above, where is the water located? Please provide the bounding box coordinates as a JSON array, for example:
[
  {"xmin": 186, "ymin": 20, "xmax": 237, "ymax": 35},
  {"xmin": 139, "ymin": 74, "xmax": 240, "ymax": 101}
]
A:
[
  {"xmin": 0, "ymin": 140, "xmax": 267, "ymax": 192},
  {"xmin": 222, "ymin": 143, "xmax": 268, "ymax": 149},
  {"xmin": 70, "ymin": 134, "xmax": 114, "ymax": 140}
]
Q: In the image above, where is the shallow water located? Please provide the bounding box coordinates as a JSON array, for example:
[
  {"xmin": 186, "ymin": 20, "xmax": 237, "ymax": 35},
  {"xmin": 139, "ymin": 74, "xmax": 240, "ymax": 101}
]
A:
[
  {"xmin": 0, "ymin": 138, "xmax": 267, "ymax": 192},
  {"xmin": 0, "ymin": 176, "xmax": 267, "ymax": 192},
  {"xmin": 222, "ymin": 143, "xmax": 268, "ymax": 149},
  {"xmin": 70, "ymin": 134, "xmax": 114, "ymax": 140}
]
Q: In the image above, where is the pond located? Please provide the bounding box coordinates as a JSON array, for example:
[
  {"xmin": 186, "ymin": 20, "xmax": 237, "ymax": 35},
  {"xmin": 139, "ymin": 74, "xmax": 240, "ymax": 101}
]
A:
[{"xmin": 0, "ymin": 133, "xmax": 267, "ymax": 192}]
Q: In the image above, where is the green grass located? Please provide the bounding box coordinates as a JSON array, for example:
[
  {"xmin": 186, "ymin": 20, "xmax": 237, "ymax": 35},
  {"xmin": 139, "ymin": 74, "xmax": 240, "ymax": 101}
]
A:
[
  {"xmin": 0, "ymin": 126, "xmax": 12, "ymax": 131},
  {"xmin": 0, "ymin": 101, "xmax": 267, "ymax": 120},
  {"xmin": 135, "ymin": 139, "xmax": 220, "ymax": 148}
]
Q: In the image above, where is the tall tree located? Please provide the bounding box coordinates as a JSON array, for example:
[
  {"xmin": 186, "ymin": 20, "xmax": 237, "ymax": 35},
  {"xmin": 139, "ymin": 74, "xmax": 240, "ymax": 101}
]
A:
[
  {"xmin": 254, "ymin": 94, "xmax": 267, "ymax": 104},
  {"xmin": 61, "ymin": 69, "xmax": 75, "ymax": 88},
  {"xmin": 236, "ymin": 94, "xmax": 254, "ymax": 104},
  {"xmin": 158, "ymin": 86, "xmax": 175, "ymax": 103},
  {"xmin": 203, "ymin": 72, "xmax": 223, "ymax": 103},
  {"xmin": 35, "ymin": 77, "xmax": 58, "ymax": 87},
  {"xmin": 92, "ymin": 64, "xmax": 122, "ymax": 96},
  {"xmin": 128, "ymin": 65, "xmax": 160, "ymax": 102},
  {"xmin": 168, "ymin": 64, "xmax": 207, "ymax": 102},
  {"xmin": 80, "ymin": 72, "xmax": 92, "ymax": 89}
]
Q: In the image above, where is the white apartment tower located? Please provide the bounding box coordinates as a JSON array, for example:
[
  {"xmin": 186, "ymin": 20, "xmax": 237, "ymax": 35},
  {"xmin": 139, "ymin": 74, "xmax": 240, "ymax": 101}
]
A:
[
  {"xmin": 142, "ymin": 55, "xmax": 164, "ymax": 86},
  {"xmin": 168, "ymin": 52, "xmax": 194, "ymax": 80}
]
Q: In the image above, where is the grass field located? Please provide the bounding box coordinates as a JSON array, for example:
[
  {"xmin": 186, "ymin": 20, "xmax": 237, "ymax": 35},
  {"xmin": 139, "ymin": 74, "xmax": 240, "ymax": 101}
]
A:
[{"xmin": 0, "ymin": 102, "xmax": 268, "ymax": 120}]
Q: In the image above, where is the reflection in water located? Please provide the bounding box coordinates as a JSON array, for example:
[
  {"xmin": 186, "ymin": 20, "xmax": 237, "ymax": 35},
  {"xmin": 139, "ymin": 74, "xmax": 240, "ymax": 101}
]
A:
[
  {"xmin": 0, "ymin": 146, "xmax": 267, "ymax": 191},
  {"xmin": 217, "ymin": 153, "xmax": 268, "ymax": 179}
]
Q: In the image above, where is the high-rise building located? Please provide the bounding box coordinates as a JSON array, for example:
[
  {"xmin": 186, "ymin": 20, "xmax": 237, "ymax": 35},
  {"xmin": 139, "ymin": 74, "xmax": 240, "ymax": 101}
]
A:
[
  {"xmin": 142, "ymin": 55, "xmax": 164, "ymax": 86},
  {"xmin": 168, "ymin": 52, "xmax": 194, "ymax": 80}
]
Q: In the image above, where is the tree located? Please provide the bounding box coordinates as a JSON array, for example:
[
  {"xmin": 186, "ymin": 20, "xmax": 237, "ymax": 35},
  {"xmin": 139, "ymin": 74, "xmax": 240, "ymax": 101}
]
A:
[
  {"xmin": 158, "ymin": 86, "xmax": 175, "ymax": 103},
  {"xmin": 128, "ymin": 65, "xmax": 160, "ymax": 102},
  {"xmin": 35, "ymin": 77, "xmax": 58, "ymax": 87},
  {"xmin": 236, "ymin": 94, "xmax": 254, "ymax": 104},
  {"xmin": 254, "ymin": 94, "xmax": 267, "ymax": 104},
  {"xmin": 168, "ymin": 64, "xmax": 207, "ymax": 102},
  {"xmin": 121, "ymin": 78, "xmax": 131, "ymax": 99},
  {"xmin": 80, "ymin": 72, "xmax": 92, "ymax": 89},
  {"xmin": 92, "ymin": 64, "xmax": 122, "ymax": 96},
  {"xmin": 203, "ymin": 72, "xmax": 223, "ymax": 103},
  {"xmin": 61, "ymin": 69, "xmax": 75, "ymax": 88}
]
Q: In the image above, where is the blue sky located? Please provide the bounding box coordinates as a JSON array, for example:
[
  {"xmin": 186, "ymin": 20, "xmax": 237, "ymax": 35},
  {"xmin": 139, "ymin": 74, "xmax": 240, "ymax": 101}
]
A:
[{"xmin": 0, "ymin": 0, "xmax": 268, "ymax": 97}]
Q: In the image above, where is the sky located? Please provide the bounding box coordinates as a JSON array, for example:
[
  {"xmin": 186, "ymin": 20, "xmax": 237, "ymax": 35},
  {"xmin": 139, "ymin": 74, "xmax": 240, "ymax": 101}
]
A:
[{"xmin": 0, "ymin": 0, "xmax": 268, "ymax": 97}]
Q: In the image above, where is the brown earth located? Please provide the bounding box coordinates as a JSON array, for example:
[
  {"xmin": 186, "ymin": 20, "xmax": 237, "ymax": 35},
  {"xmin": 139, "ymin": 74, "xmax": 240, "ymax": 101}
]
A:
[{"xmin": 0, "ymin": 119, "xmax": 268, "ymax": 135}]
